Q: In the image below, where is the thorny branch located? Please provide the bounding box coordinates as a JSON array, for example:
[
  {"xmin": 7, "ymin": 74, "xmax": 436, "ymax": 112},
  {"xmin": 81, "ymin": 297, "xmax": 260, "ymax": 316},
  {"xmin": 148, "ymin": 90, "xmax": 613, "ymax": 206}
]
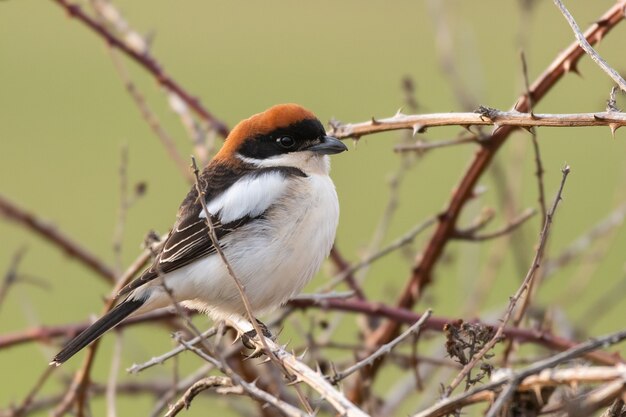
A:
[
  {"xmin": 415, "ymin": 327, "xmax": 626, "ymax": 417},
  {"xmin": 3, "ymin": 2, "xmax": 626, "ymax": 417},
  {"xmin": 444, "ymin": 165, "xmax": 571, "ymax": 398},
  {"xmin": 331, "ymin": 110, "xmax": 626, "ymax": 140},
  {"xmin": 552, "ymin": 0, "xmax": 626, "ymax": 93},
  {"xmin": 0, "ymin": 195, "xmax": 116, "ymax": 284},
  {"xmin": 349, "ymin": 2, "xmax": 626, "ymax": 403},
  {"xmin": 51, "ymin": 0, "xmax": 230, "ymax": 137},
  {"xmin": 330, "ymin": 310, "xmax": 432, "ymax": 384}
]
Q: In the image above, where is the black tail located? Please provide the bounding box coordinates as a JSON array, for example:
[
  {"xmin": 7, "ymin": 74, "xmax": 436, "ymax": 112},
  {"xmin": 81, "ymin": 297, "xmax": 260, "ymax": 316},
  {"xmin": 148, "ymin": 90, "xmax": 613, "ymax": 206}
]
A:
[{"xmin": 50, "ymin": 298, "xmax": 145, "ymax": 365}]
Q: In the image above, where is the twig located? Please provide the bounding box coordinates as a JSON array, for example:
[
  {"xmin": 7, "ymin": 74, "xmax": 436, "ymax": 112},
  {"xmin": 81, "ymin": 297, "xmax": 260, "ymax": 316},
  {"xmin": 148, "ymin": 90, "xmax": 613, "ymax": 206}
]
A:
[
  {"xmin": 227, "ymin": 319, "xmax": 369, "ymax": 417},
  {"xmin": 287, "ymin": 297, "xmax": 622, "ymax": 366},
  {"xmin": 189, "ymin": 157, "xmax": 314, "ymax": 413},
  {"xmin": 127, "ymin": 326, "xmax": 217, "ymax": 374},
  {"xmin": 544, "ymin": 202, "xmax": 626, "ymax": 277},
  {"xmin": 322, "ymin": 216, "xmax": 437, "ymax": 292},
  {"xmin": 174, "ymin": 336, "xmax": 309, "ymax": 417},
  {"xmin": 331, "ymin": 309, "xmax": 432, "ymax": 384},
  {"xmin": 112, "ymin": 144, "xmax": 129, "ymax": 274},
  {"xmin": 164, "ymin": 376, "xmax": 240, "ymax": 417},
  {"xmin": 105, "ymin": 332, "xmax": 123, "ymax": 417},
  {"xmin": 0, "ymin": 194, "xmax": 116, "ymax": 283},
  {"xmin": 9, "ymin": 366, "xmax": 55, "ymax": 417},
  {"xmin": 452, "ymin": 208, "xmax": 536, "ymax": 241},
  {"xmin": 51, "ymin": 238, "xmax": 164, "ymax": 417},
  {"xmin": 147, "ymin": 364, "xmax": 213, "ymax": 417},
  {"xmin": 394, "ymin": 135, "xmax": 478, "ymax": 153},
  {"xmin": 105, "ymin": 45, "xmax": 192, "ymax": 182},
  {"xmin": 329, "ymin": 246, "xmax": 366, "ymax": 300},
  {"xmin": 51, "ymin": 0, "xmax": 229, "ymax": 137},
  {"xmin": 552, "ymin": 0, "xmax": 626, "ymax": 93},
  {"xmin": 520, "ymin": 50, "xmax": 547, "ymax": 225},
  {"xmin": 190, "ymin": 157, "xmax": 263, "ymax": 340},
  {"xmin": 414, "ymin": 327, "xmax": 626, "ymax": 417},
  {"xmin": 0, "ymin": 308, "xmax": 180, "ymax": 349},
  {"xmin": 444, "ymin": 166, "xmax": 571, "ymax": 397},
  {"xmin": 0, "ymin": 247, "xmax": 27, "ymax": 314},
  {"xmin": 351, "ymin": 3, "xmax": 626, "ymax": 402},
  {"xmin": 427, "ymin": 1, "xmax": 479, "ymax": 111},
  {"xmin": 331, "ymin": 110, "xmax": 626, "ymax": 140}
]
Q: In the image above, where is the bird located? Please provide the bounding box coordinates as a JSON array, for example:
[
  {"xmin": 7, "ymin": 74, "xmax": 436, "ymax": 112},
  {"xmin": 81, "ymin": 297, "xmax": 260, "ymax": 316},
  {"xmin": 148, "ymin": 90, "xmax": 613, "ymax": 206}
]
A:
[{"xmin": 51, "ymin": 103, "xmax": 347, "ymax": 365}]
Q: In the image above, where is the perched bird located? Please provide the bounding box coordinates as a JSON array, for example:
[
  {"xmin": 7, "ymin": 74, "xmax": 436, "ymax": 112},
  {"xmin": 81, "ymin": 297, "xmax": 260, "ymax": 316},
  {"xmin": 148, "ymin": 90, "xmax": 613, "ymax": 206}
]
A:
[{"xmin": 51, "ymin": 104, "xmax": 347, "ymax": 365}]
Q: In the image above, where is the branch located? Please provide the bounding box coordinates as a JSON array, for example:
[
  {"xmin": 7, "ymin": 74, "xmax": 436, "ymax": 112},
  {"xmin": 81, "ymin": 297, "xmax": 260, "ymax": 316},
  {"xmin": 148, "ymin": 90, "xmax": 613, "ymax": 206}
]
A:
[
  {"xmin": 351, "ymin": 2, "xmax": 626, "ymax": 402},
  {"xmin": 452, "ymin": 208, "xmax": 536, "ymax": 242},
  {"xmin": 553, "ymin": 0, "xmax": 626, "ymax": 93},
  {"xmin": 331, "ymin": 309, "xmax": 432, "ymax": 383},
  {"xmin": 164, "ymin": 377, "xmax": 247, "ymax": 417},
  {"xmin": 286, "ymin": 297, "xmax": 622, "ymax": 366},
  {"xmin": 331, "ymin": 110, "xmax": 626, "ymax": 140},
  {"xmin": 51, "ymin": 0, "xmax": 229, "ymax": 137},
  {"xmin": 227, "ymin": 319, "xmax": 369, "ymax": 417},
  {"xmin": 415, "ymin": 327, "xmax": 626, "ymax": 417},
  {"xmin": 445, "ymin": 166, "xmax": 571, "ymax": 397},
  {"xmin": 0, "ymin": 194, "xmax": 115, "ymax": 284}
]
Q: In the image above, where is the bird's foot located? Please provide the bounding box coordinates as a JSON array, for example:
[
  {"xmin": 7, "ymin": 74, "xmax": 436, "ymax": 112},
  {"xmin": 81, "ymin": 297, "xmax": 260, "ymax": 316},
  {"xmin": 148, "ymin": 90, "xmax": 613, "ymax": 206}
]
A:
[{"xmin": 241, "ymin": 319, "xmax": 273, "ymax": 357}]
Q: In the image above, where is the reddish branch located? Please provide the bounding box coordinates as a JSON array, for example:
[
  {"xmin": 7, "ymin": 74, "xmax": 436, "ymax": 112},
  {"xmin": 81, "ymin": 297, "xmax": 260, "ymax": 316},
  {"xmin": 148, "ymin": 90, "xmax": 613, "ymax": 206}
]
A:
[
  {"xmin": 351, "ymin": 2, "xmax": 626, "ymax": 403},
  {"xmin": 288, "ymin": 298, "xmax": 622, "ymax": 366},
  {"xmin": 3, "ymin": 299, "xmax": 621, "ymax": 367},
  {"xmin": 0, "ymin": 194, "xmax": 115, "ymax": 284},
  {"xmin": 51, "ymin": 0, "xmax": 229, "ymax": 138}
]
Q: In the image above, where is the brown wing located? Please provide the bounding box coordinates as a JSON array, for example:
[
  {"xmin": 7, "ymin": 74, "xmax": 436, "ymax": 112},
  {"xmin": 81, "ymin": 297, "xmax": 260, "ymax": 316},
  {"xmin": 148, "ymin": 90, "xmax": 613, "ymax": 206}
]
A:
[
  {"xmin": 117, "ymin": 212, "xmax": 256, "ymax": 297},
  {"xmin": 116, "ymin": 162, "xmax": 305, "ymax": 298}
]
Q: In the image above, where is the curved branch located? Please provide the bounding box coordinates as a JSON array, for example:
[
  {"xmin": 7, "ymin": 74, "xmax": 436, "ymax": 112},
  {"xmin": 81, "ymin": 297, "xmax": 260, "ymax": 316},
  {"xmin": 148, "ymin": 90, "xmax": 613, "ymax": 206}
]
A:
[
  {"xmin": 51, "ymin": 0, "xmax": 229, "ymax": 137},
  {"xmin": 351, "ymin": 1, "xmax": 626, "ymax": 403}
]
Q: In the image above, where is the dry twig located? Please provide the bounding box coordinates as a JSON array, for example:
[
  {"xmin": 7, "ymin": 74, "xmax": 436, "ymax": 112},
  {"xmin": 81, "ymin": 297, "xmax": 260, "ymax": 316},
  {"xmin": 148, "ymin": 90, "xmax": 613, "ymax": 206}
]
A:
[
  {"xmin": 331, "ymin": 309, "xmax": 432, "ymax": 384},
  {"xmin": 444, "ymin": 165, "xmax": 571, "ymax": 397},
  {"xmin": 51, "ymin": 0, "xmax": 229, "ymax": 137},
  {"xmin": 414, "ymin": 327, "xmax": 626, "ymax": 417},
  {"xmin": 552, "ymin": 0, "xmax": 626, "ymax": 93}
]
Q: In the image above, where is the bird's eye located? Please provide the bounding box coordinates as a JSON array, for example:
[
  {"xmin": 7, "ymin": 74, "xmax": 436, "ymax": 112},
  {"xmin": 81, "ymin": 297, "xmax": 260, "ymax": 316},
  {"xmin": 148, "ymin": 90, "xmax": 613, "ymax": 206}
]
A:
[{"xmin": 277, "ymin": 136, "xmax": 296, "ymax": 149}]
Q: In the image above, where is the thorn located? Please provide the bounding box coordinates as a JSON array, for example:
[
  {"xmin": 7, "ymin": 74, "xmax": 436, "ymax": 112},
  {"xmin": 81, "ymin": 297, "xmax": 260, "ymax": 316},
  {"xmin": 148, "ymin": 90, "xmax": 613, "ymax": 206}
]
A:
[
  {"xmin": 395, "ymin": 107, "xmax": 404, "ymax": 117},
  {"xmin": 371, "ymin": 116, "xmax": 380, "ymax": 125},
  {"xmin": 242, "ymin": 348, "xmax": 263, "ymax": 360},
  {"xmin": 286, "ymin": 377, "xmax": 302, "ymax": 386},
  {"xmin": 609, "ymin": 123, "xmax": 620, "ymax": 139},
  {"xmin": 593, "ymin": 29, "xmax": 606, "ymax": 43},
  {"xmin": 529, "ymin": 111, "xmax": 537, "ymax": 120},
  {"xmin": 258, "ymin": 357, "xmax": 272, "ymax": 364},
  {"xmin": 297, "ymin": 348, "xmax": 309, "ymax": 361},
  {"xmin": 315, "ymin": 362, "xmax": 323, "ymax": 374},
  {"xmin": 412, "ymin": 124, "xmax": 425, "ymax": 136},
  {"xmin": 595, "ymin": 17, "xmax": 610, "ymax": 28},
  {"xmin": 521, "ymin": 126, "xmax": 534, "ymax": 134},
  {"xmin": 563, "ymin": 60, "xmax": 581, "ymax": 76}
]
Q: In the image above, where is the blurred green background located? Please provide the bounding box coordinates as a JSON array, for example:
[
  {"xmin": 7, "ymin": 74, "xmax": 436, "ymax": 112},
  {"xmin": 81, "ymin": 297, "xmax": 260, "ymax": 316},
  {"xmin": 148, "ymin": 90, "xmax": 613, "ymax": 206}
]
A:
[{"xmin": 1, "ymin": 1, "xmax": 626, "ymax": 415}]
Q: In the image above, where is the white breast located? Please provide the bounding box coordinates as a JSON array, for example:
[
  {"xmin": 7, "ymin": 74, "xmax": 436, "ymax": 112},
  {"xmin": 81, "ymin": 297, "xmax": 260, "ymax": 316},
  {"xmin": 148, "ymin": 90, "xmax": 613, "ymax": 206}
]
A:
[{"xmin": 140, "ymin": 156, "xmax": 340, "ymax": 321}]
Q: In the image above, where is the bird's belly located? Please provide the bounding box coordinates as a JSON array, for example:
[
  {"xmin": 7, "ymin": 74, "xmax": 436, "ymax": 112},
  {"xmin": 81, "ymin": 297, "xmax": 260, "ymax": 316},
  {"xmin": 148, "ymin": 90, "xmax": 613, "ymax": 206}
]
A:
[{"xmin": 165, "ymin": 174, "xmax": 339, "ymax": 320}]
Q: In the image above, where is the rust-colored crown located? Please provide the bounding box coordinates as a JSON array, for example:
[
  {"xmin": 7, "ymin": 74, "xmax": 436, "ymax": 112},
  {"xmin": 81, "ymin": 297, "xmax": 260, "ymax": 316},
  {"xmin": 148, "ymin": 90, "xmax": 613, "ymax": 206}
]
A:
[{"xmin": 215, "ymin": 104, "xmax": 318, "ymax": 161}]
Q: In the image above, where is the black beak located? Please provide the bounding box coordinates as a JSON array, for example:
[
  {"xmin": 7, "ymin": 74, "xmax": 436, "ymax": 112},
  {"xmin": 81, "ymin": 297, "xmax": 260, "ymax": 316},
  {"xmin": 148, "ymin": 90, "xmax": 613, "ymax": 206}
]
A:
[{"xmin": 308, "ymin": 136, "xmax": 348, "ymax": 155}]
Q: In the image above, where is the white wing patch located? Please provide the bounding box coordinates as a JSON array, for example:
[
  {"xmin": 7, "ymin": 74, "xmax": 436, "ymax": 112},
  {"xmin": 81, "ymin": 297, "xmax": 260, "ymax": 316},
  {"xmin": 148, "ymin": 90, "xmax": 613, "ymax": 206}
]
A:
[{"xmin": 202, "ymin": 171, "xmax": 289, "ymax": 224}]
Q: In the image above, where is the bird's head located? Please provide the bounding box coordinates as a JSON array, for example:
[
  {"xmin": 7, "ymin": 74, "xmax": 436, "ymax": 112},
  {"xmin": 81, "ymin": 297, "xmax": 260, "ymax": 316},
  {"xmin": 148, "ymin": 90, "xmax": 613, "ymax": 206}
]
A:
[{"xmin": 214, "ymin": 104, "xmax": 347, "ymax": 173}]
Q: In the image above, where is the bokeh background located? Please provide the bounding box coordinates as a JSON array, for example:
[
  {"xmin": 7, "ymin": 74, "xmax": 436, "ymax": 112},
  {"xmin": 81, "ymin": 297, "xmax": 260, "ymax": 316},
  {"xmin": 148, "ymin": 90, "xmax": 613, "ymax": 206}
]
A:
[{"xmin": 1, "ymin": 1, "xmax": 626, "ymax": 415}]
